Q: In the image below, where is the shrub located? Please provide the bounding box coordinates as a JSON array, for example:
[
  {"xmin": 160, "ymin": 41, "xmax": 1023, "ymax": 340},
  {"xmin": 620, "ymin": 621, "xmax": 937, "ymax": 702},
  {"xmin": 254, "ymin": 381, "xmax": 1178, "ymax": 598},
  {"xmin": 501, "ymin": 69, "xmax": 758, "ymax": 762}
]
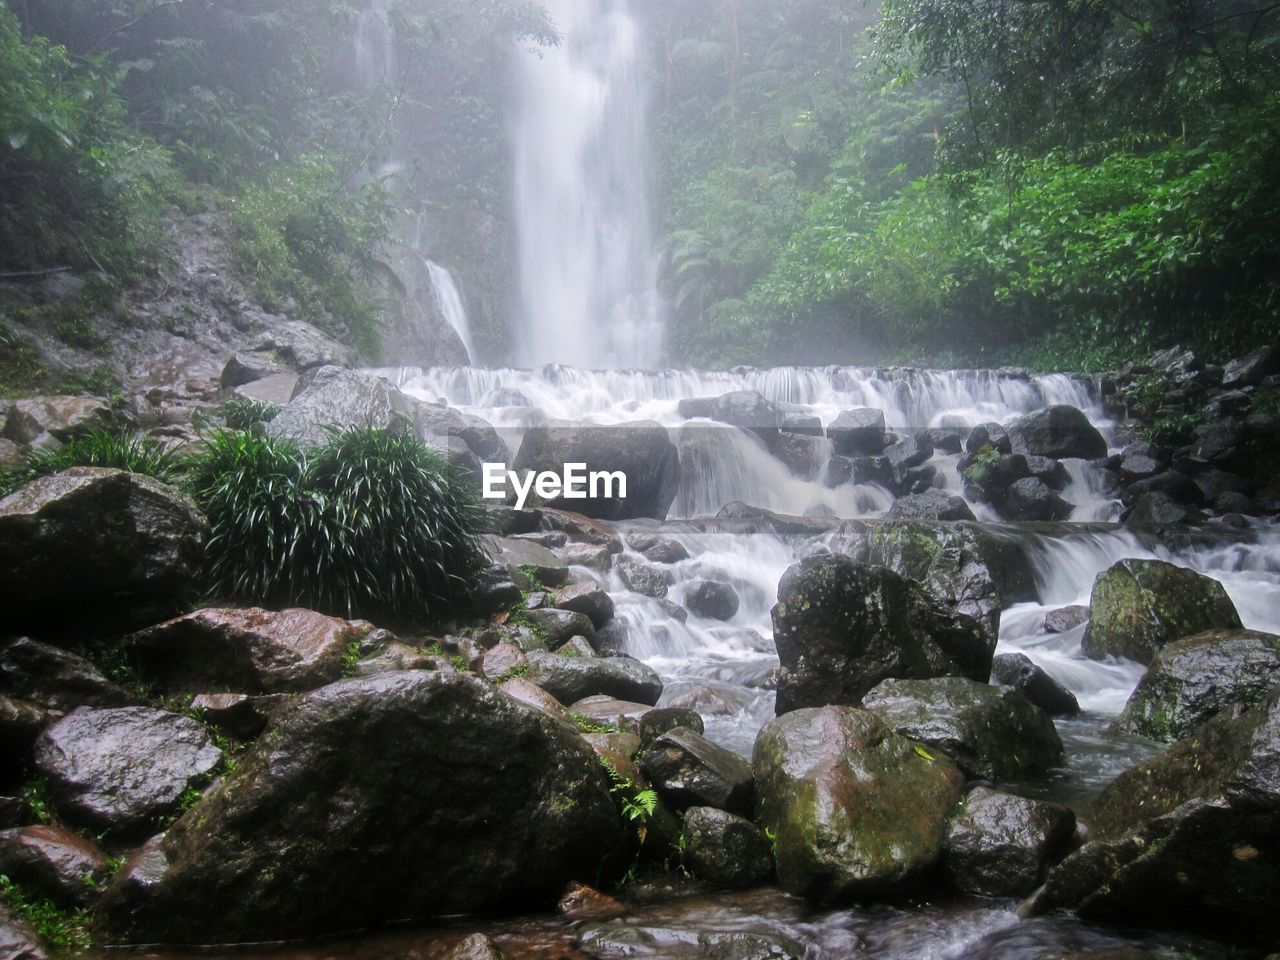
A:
[
  {"xmin": 218, "ymin": 396, "xmax": 281, "ymax": 430},
  {"xmin": 188, "ymin": 428, "xmax": 486, "ymax": 621},
  {"xmin": 0, "ymin": 427, "xmax": 182, "ymax": 496}
]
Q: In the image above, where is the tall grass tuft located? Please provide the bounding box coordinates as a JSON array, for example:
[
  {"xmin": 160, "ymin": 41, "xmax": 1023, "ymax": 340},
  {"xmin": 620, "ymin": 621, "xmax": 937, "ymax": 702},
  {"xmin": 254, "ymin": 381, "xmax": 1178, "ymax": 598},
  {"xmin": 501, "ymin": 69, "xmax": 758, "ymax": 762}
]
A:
[
  {"xmin": 188, "ymin": 428, "xmax": 486, "ymax": 620},
  {"xmin": 0, "ymin": 427, "xmax": 183, "ymax": 497}
]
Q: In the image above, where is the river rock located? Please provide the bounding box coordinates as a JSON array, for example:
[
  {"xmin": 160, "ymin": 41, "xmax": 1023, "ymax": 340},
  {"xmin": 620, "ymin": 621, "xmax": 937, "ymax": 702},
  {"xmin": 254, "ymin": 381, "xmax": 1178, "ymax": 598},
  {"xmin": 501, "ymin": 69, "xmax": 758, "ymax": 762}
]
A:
[
  {"xmin": 525, "ymin": 652, "xmax": 662, "ymax": 706},
  {"xmin": 577, "ymin": 920, "xmax": 805, "ymax": 960},
  {"xmin": 772, "ymin": 556, "xmax": 991, "ymax": 714},
  {"xmin": 98, "ymin": 671, "xmax": 625, "ymax": 944},
  {"xmin": 1222, "ymin": 344, "xmax": 1278, "ymax": 388},
  {"xmin": 943, "ymin": 787, "xmax": 1076, "ymax": 897},
  {"xmin": 828, "ymin": 408, "xmax": 886, "ymax": 456},
  {"xmin": 1114, "ymin": 629, "xmax": 1280, "ymax": 742},
  {"xmin": 555, "ymin": 582, "xmax": 615, "ymax": 628},
  {"xmin": 682, "ymin": 807, "xmax": 773, "ymax": 888},
  {"xmin": 708, "ymin": 390, "xmax": 782, "ymax": 446},
  {"xmin": 123, "ymin": 608, "xmax": 375, "ymax": 695},
  {"xmin": 266, "ymin": 366, "xmax": 418, "ymax": 447},
  {"xmin": 639, "ymin": 727, "xmax": 753, "ymax": 814},
  {"xmin": 1002, "ymin": 477, "xmax": 1074, "ymax": 522},
  {"xmin": 485, "ymin": 535, "xmax": 569, "ymax": 587},
  {"xmin": 863, "ymin": 677, "xmax": 1064, "ymax": 781},
  {"xmin": 0, "ymin": 825, "xmax": 108, "ymax": 907},
  {"xmin": 2, "ymin": 396, "xmax": 113, "ymax": 445},
  {"xmin": 1025, "ymin": 689, "xmax": 1280, "ymax": 947},
  {"xmin": 615, "ymin": 557, "xmax": 669, "ymax": 598},
  {"xmin": 35, "ymin": 707, "xmax": 222, "ymax": 831},
  {"xmin": 0, "ymin": 468, "xmax": 207, "ymax": 630},
  {"xmin": 1008, "ymin": 405, "xmax": 1107, "ymax": 460},
  {"xmin": 413, "ymin": 403, "xmax": 509, "ymax": 465},
  {"xmin": 888, "ymin": 491, "xmax": 976, "ymax": 522},
  {"xmin": 753, "ymin": 706, "xmax": 964, "ymax": 902},
  {"xmin": 559, "ymin": 542, "xmax": 613, "ymax": 571},
  {"xmin": 441, "ymin": 934, "xmax": 512, "ymax": 960},
  {"xmin": 966, "ymin": 422, "xmax": 1013, "ymax": 455},
  {"xmin": 637, "ymin": 708, "xmax": 704, "ymax": 747},
  {"xmin": 513, "ymin": 421, "xmax": 680, "ymax": 521},
  {"xmin": 0, "ymin": 905, "xmax": 45, "ymax": 960},
  {"xmin": 1045, "ymin": 605, "xmax": 1089, "ymax": 633},
  {"xmin": 525, "ymin": 608, "xmax": 597, "ymax": 649},
  {"xmin": 1082, "ymin": 559, "xmax": 1242, "ymax": 664},
  {"xmin": 0, "ymin": 638, "xmax": 134, "ymax": 713},
  {"xmin": 683, "ymin": 580, "xmax": 740, "ymax": 621},
  {"xmin": 625, "ymin": 532, "xmax": 690, "ymax": 564},
  {"xmin": 248, "ymin": 319, "xmax": 358, "ymax": 372},
  {"xmin": 568, "ymin": 696, "xmax": 654, "ymax": 733},
  {"xmin": 189, "ymin": 693, "xmax": 285, "ymax": 741},
  {"xmin": 990, "ymin": 653, "xmax": 1080, "ymax": 717},
  {"xmin": 1122, "ymin": 491, "xmax": 1200, "ymax": 527}
]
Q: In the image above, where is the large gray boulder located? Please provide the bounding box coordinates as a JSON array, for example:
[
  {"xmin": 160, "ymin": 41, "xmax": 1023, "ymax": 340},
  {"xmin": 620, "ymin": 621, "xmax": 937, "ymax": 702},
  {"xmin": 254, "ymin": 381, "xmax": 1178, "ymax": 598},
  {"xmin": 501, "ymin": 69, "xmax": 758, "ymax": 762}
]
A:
[
  {"xmin": 123, "ymin": 608, "xmax": 377, "ymax": 695},
  {"xmin": 1008, "ymin": 405, "xmax": 1107, "ymax": 460},
  {"xmin": 266, "ymin": 366, "xmax": 417, "ymax": 447},
  {"xmin": 943, "ymin": 787, "xmax": 1075, "ymax": 897},
  {"xmin": 888, "ymin": 491, "xmax": 976, "ymax": 522},
  {"xmin": 514, "ymin": 421, "xmax": 680, "ymax": 521},
  {"xmin": 753, "ymin": 706, "xmax": 964, "ymax": 903},
  {"xmin": 0, "ymin": 469, "xmax": 207, "ymax": 630},
  {"xmin": 3, "ymin": 396, "xmax": 114, "ymax": 445},
  {"xmin": 772, "ymin": 556, "xmax": 990, "ymax": 714},
  {"xmin": 681, "ymin": 807, "xmax": 774, "ymax": 888},
  {"xmin": 0, "ymin": 638, "xmax": 134, "ymax": 713},
  {"xmin": 1025, "ymin": 689, "xmax": 1280, "ymax": 948},
  {"xmin": 828, "ymin": 408, "xmax": 887, "ymax": 456},
  {"xmin": 98, "ymin": 672, "xmax": 625, "ymax": 945},
  {"xmin": 990, "ymin": 653, "xmax": 1080, "ymax": 717},
  {"xmin": 863, "ymin": 677, "xmax": 1064, "ymax": 781},
  {"xmin": 1114, "ymin": 629, "xmax": 1280, "ymax": 742},
  {"xmin": 1002, "ymin": 477, "xmax": 1074, "ymax": 522},
  {"xmin": 638, "ymin": 727, "xmax": 753, "ymax": 815},
  {"xmin": 35, "ymin": 707, "xmax": 222, "ymax": 831},
  {"xmin": 0, "ymin": 825, "xmax": 108, "ymax": 908},
  {"xmin": 1082, "ymin": 559, "xmax": 1242, "ymax": 664}
]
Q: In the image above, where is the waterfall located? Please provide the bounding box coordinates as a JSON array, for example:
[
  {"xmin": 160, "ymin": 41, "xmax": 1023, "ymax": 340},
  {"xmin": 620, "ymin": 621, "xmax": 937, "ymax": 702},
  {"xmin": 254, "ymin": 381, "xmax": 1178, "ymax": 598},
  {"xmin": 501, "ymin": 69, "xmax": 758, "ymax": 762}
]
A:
[
  {"xmin": 423, "ymin": 260, "xmax": 475, "ymax": 365},
  {"xmin": 512, "ymin": 0, "xmax": 665, "ymax": 369}
]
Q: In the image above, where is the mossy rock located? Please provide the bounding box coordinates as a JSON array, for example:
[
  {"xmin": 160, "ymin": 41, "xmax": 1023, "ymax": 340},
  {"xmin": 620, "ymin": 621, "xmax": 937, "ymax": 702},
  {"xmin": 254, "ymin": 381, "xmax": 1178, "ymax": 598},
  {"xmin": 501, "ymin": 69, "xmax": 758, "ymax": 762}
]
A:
[{"xmin": 1082, "ymin": 559, "xmax": 1241, "ymax": 665}]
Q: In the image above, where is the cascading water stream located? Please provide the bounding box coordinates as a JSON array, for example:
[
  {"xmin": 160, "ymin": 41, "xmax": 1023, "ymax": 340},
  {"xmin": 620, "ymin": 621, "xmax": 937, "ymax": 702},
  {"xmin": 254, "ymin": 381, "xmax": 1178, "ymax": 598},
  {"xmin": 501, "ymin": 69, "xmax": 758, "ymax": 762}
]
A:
[
  {"xmin": 421, "ymin": 260, "xmax": 475, "ymax": 364},
  {"xmin": 512, "ymin": 0, "xmax": 664, "ymax": 368}
]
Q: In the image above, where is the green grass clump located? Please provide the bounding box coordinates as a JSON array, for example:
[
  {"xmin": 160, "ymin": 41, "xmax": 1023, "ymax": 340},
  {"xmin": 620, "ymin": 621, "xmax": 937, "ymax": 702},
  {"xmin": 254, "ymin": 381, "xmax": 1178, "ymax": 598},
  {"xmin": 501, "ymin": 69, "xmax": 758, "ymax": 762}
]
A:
[
  {"xmin": 0, "ymin": 875, "xmax": 92, "ymax": 953},
  {"xmin": 188, "ymin": 428, "xmax": 486, "ymax": 621},
  {"xmin": 218, "ymin": 396, "xmax": 282, "ymax": 430},
  {"xmin": 0, "ymin": 428, "xmax": 183, "ymax": 497}
]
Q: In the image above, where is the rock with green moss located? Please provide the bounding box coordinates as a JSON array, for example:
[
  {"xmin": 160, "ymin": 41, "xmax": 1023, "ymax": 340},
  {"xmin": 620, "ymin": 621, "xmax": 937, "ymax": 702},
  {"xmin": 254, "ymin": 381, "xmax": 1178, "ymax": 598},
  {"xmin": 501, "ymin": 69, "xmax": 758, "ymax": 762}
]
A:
[
  {"xmin": 772, "ymin": 556, "xmax": 990, "ymax": 714},
  {"xmin": 97, "ymin": 671, "xmax": 626, "ymax": 945},
  {"xmin": 752, "ymin": 705, "xmax": 964, "ymax": 903},
  {"xmin": 863, "ymin": 677, "xmax": 1063, "ymax": 781},
  {"xmin": 1024, "ymin": 689, "xmax": 1280, "ymax": 948},
  {"xmin": 123, "ymin": 607, "xmax": 376, "ymax": 695},
  {"xmin": 1114, "ymin": 628, "xmax": 1280, "ymax": 742},
  {"xmin": 682, "ymin": 807, "xmax": 774, "ymax": 888},
  {"xmin": 639, "ymin": 727, "xmax": 753, "ymax": 815},
  {"xmin": 524, "ymin": 652, "xmax": 662, "ymax": 706},
  {"xmin": 1082, "ymin": 559, "xmax": 1242, "ymax": 664}
]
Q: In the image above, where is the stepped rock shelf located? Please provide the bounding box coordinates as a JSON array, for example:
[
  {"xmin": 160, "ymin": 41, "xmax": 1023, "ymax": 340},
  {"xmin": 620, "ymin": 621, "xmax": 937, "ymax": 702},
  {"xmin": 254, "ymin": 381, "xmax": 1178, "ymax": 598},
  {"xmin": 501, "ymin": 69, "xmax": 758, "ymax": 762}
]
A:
[{"xmin": 2, "ymin": 353, "xmax": 1279, "ymax": 960}]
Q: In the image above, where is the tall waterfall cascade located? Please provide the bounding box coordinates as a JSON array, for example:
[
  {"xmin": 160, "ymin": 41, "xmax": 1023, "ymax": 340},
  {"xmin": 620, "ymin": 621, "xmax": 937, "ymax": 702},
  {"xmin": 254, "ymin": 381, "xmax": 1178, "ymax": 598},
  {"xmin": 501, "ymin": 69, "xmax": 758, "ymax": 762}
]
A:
[{"xmin": 512, "ymin": 0, "xmax": 665, "ymax": 369}]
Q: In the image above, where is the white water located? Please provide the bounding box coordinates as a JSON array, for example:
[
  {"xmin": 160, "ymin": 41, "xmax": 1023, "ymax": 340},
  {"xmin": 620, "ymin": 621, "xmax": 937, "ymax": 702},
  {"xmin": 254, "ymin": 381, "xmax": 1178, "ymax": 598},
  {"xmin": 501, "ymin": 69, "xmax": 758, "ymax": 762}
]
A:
[
  {"xmin": 512, "ymin": 0, "xmax": 664, "ymax": 369},
  {"xmin": 423, "ymin": 260, "xmax": 475, "ymax": 364}
]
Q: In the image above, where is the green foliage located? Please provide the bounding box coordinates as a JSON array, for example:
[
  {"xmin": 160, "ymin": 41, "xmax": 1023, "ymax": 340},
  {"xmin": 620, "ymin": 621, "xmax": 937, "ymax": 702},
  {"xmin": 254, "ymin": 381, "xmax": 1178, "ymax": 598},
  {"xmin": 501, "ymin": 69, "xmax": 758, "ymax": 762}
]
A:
[
  {"xmin": 961, "ymin": 445, "xmax": 1001, "ymax": 486},
  {"xmin": 188, "ymin": 427, "xmax": 486, "ymax": 622},
  {"xmin": 0, "ymin": 875, "xmax": 92, "ymax": 954},
  {"xmin": 230, "ymin": 155, "xmax": 392, "ymax": 359},
  {"xmin": 0, "ymin": 428, "xmax": 183, "ymax": 497},
  {"xmin": 0, "ymin": 7, "xmax": 173, "ymax": 276},
  {"xmin": 20, "ymin": 779, "xmax": 53, "ymax": 825},
  {"xmin": 573, "ymin": 714, "xmax": 621, "ymax": 735},
  {"xmin": 218, "ymin": 396, "xmax": 281, "ymax": 430}
]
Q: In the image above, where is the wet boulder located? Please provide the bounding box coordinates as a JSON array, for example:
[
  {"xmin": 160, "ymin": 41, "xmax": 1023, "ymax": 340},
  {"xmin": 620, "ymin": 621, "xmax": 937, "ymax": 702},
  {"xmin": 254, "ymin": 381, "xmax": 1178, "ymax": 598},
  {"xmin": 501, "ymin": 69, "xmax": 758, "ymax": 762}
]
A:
[
  {"xmin": 772, "ymin": 556, "xmax": 991, "ymax": 714},
  {"xmin": 2, "ymin": 396, "xmax": 113, "ymax": 446},
  {"xmin": 828, "ymin": 408, "xmax": 887, "ymax": 456},
  {"xmin": 1008, "ymin": 405, "xmax": 1107, "ymax": 461},
  {"xmin": 1222, "ymin": 344, "xmax": 1279, "ymax": 388},
  {"xmin": 1045, "ymin": 606, "xmax": 1089, "ymax": 634},
  {"xmin": 558, "ymin": 542, "xmax": 613, "ymax": 571},
  {"xmin": 863, "ymin": 677, "xmax": 1064, "ymax": 781},
  {"xmin": 577, "ymin": 919, "xmax": 805, "ymax": 960},
  {"xmin": 625, "ymin": 532, "xmax": 690, "ymax": 565},
  {"xmin": 441, "ymin": 934, "xmax": 512, "ymax": 960},
  {"xmin": 247, "ymin": 319, "xmax": 358, "ymax": 372},
  {"xmin": 1082, "ymin": 559, "xmax": 1242, "ymax": 664},
  {"xmin": 639, "ymin": 727, "xmax": 754, "ymax": 815},
  {"xmin": 682, "ymin": 807, "xmax": 774, "ymax": 888},
  {"xmin": 966, "ymin": 422, "xmax": 1012, "ymax": 455},
  {"xmin": 637, "ymin": 708, "xmax": 704, "ymax": 747},
  {"xmin": 98, "ymin": 672, "xmax": 625, "ymax": 945},
  {"xmin": 0, "ymin": 468, "xmax": 207, "ymax": 630},
  {"xmin": 990, "ymin": 653, "xmax": 1080, "ymax": 717},
  {"xmin": 123, "ymin": 608, "xmax": 376, "ymax": 695},
  {"xmin": 485, "ymin": 535, "xmax": 569, "ymax": 588},
  {"xmin": 524, "ymin": 608, "xmax": 597, "ymax": 648},
  {"xmin": 189, "ymin": 693, "xmax": 285, "ymax": 741},
  {"xmin": 884, "ymin": 435, "xmax": 934, "ymax": 486},
  {"xmin": 1002, "ymin": 477, "xmax": 1074, "ymax": 522},
  {"xmin": 513, "ymin": 421, "xmax": 680, "ymax": 521},
  {"xmin": 0, "ymin": 905, "xmax": 46, "ymax": 960},
  {"xmin": 413, "ymin": 403, "xmax": 509, "ymax": 466},
  {"xmin": 1121, "ymin": 491, "xmax": 1201, "ymax": 527},
  {"xmin": 1025, "ymin": 690, "xmax": 1280, "ymax": 948},
  {"xmin": 707, "ymin": 391, "xmax": 782, "ymax": 447},
  {"xmin": 524, "ymin": 652, "xmax": 663, "ymax": 706},
  {"xmin": 826, "ymin": 454, "xmax": 894, "ymax": 489},
  {"xmin": 0, "ymin": 825, "xmax": 108, "ymax": 908},
  {"xmin": 615, "ymin": 557, "xmax": 669, "ymax": 598},
  {"xmin": 0, "ymin": 638, "xmax": 134, "ymax": 713},
  {"xmin": 266, "ymin": 367, "xmax": 418, "ymax": 448},
  {"xmin": 1114, "ymin": 629, "xmax": 1280, "ymax": 742},
  {"xmin": 683, "ymin": 580, "xmax": 740, "ymax": 621},
  {"xmin": 35, "ymin": 707, "xmax": 222, "ymax": 832},
  {"xmin": 943, "ymin": 787, "xmax": 1076, "ymax": 897},
  {"xmin": 888, "ymin": 491, "xmax": 976, "ymax": 522},
  {"xmin": 753, "ymin": 706, "xmax": 964, "ymax": 902},
  {"xmin": 554, "ymin": 581, "xmax": 615, "ymax": 629}
]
